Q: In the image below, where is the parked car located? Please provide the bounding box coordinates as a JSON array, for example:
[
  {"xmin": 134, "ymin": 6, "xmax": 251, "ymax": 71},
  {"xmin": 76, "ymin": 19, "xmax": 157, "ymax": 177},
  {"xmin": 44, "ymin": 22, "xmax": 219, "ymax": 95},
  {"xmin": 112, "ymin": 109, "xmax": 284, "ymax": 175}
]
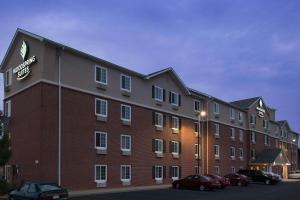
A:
[
  {"xmin": 172, "ymin": 175, "xmax": 221, "ymax": 191},
  {"xmin": 263, "ymin": 171, "xmax": 282, "ymax": 182},
  {"xmin": 205, "ymin": 174, "xmax": 230, "ymax": 189},
  {"xmin": 224, "ymin": 173, "xmax": 249, "ymax": 186},
  {"xmin": 288, "ymin": 170, "xmax": 300, "ymax": 179},
  {"xmin": 238, "ymin": 169, "xmax": 279, "ymax": 185},
  {"xmin": 9, "ymin": 182, "xmax": 68, "ymax": 200}
]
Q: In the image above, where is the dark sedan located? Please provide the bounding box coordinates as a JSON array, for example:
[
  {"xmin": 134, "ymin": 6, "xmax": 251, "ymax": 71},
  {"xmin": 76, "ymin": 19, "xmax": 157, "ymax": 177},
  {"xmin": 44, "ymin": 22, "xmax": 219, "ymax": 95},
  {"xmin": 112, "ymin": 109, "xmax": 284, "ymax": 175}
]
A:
[
  {"xmin": 172, "ymin": 175, "xmax": 221, "ymax": 191},
  {"xmin": 9, "ymin": 182, "xmax": 68, "ymax": 200},
  {"xmin": 224, "ymin": 173, "xmax": 249, "ymax": 186},
  {"xmin": 206, "ymin": 174, "xmax": 230, "ymax": 189}
]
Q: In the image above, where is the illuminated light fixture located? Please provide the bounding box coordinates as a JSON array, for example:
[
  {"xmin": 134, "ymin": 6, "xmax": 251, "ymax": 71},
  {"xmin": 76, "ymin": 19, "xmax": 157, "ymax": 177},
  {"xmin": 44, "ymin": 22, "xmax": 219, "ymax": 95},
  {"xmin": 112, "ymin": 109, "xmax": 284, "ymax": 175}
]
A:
[
  {"xmin": 292, "ymin": 139, "xmax": 296, "ymax": 142},
  {"xmin": 200, "ymin": 111, "xmax": 206, "ymax": 117}
]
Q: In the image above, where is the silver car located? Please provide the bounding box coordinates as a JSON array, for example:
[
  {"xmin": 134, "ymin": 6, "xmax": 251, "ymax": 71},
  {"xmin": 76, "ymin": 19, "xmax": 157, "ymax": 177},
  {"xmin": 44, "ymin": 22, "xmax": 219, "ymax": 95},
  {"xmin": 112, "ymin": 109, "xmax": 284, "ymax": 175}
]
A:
[{"xmin": 288, "ymin": 170, "xmax": 300, "ymax": 179}]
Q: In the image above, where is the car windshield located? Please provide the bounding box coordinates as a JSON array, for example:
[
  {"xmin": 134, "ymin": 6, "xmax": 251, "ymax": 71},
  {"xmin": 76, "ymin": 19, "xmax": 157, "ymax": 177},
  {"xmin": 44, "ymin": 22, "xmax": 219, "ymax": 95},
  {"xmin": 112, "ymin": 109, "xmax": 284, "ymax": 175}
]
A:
[
  {"xmin": 201, "ymin": 176, "xmax": 211, "ymax": 181},
  {"xmin": 39, "ymin": 184, "xmax": 61, "ymax": 192}
]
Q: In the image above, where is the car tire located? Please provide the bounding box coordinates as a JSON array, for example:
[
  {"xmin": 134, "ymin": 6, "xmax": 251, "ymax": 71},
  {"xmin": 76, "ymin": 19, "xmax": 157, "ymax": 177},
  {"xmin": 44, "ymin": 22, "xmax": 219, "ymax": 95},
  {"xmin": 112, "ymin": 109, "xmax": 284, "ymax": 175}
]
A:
[
  {"xmin": 175, "ymin": 183, "xmax": 181, "ymax": 189},
  {"xmin": 265, "ymin": 179, "xmax": 270, "ymax": 185},
  {"xmin": 199, "ymin": 185, "xmax": 205, "ymax": 191}
]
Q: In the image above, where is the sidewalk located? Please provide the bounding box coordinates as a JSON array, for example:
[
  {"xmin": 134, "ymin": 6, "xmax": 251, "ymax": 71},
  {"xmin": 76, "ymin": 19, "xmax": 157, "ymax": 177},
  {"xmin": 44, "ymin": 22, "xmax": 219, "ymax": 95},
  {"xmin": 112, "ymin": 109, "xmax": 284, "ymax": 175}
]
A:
[{"xmin": 69, "ymin": 184, "xmax": 171, "ymax": 197}]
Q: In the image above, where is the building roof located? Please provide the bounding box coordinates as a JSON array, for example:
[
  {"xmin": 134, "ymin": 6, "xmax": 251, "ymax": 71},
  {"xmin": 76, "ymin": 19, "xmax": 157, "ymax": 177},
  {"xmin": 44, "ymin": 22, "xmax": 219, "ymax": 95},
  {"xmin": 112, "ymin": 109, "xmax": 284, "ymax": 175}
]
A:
[
  {"xmin": 230, "ymin": 97, "xmax": 261, "ymax": 110},
  {"xmin": 251, "ymin": 149, "xmax": 290, "ymax": 165}
]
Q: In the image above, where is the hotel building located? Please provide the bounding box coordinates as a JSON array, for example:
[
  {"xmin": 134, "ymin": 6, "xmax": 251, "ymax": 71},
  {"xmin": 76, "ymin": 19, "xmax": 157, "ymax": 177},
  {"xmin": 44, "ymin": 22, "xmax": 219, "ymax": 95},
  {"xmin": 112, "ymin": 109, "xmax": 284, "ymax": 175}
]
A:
[{"xmin": 0, "ymin": 29, "xmax": 298, "ymax": 190}]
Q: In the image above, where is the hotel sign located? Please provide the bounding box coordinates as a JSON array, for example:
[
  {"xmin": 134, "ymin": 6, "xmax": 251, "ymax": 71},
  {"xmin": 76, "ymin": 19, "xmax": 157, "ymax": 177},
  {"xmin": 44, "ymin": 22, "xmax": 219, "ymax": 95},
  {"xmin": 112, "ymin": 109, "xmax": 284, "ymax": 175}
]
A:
[
  {"xmin": 13, "ymin": 41, "xmax": 37, "ymax": 80},
  {"xmin": 256, "ymin": 99, "xmax": 265, "ymax": 118}
]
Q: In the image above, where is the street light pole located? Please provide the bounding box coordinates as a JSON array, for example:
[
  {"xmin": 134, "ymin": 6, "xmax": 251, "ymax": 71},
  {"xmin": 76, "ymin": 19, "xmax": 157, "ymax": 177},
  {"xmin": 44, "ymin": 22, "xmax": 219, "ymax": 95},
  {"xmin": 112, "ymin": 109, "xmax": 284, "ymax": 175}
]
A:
[{"xmin": 197, "ymin": 113, "xmax": 200, "ymax": 175}]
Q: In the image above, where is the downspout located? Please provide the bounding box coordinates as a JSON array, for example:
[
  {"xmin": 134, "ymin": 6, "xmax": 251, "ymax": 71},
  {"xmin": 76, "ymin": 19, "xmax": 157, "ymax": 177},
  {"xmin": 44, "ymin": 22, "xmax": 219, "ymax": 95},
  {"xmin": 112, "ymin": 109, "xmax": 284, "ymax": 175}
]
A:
[{"xmin": 206, "ymin": 97, "xmax": 213, "ymax": 174}]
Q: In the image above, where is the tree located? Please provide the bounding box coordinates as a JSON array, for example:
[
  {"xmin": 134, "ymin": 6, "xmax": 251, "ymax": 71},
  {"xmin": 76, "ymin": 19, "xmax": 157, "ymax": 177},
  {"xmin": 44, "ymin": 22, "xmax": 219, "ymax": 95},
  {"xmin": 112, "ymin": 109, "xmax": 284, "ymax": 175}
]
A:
[{"xmin": 0, "ymin": 122, "xmax": 11, "ymax": 167}]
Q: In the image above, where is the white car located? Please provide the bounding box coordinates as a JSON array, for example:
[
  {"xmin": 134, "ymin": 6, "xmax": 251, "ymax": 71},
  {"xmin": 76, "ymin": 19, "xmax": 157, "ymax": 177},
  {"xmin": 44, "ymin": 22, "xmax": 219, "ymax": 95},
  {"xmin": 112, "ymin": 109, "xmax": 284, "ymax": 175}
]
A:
[{"xmin": 288, "ymin": 170, "xmax": 300, "ymax": 179}]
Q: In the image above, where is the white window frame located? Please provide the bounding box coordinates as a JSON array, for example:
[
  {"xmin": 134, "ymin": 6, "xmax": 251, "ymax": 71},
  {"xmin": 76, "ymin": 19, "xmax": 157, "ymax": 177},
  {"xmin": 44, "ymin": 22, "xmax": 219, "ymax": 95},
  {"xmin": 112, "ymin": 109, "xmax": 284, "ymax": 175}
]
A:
[
  {"xmin": 264, "ymin": 135, "xmax": 269, "ymax": 145},
  {"xmin": 95, "ymin": 131, "xmax": 107, "ymax": 150},
  {"xmin": 238, "ymin": 112, "xmax": 243, "ymax": 122},
  {"xmin": 121, "ymin": 104, "xmax": 131, "ymax": 122},
  {"xmin": 213, "ymin": 102, "xmax": 220, "ymax": 114},
  {"xmin": 121, "ymin": 134, "xmax": 131, "ymax": 152},
  {"xmin": 251, "ymin": 149, "xmax": 256, "ymax": 160},
  {"xmin": 194, "ymin": 100, "xmax": 201, "ymax": 112},
  {"xmin": 120, "ymin": 165, "xmax": 131, "ymax": 182},
  {"xmin": 95, "ymin": 65, "xmax": 108, "ymax": 85},
  {"xmin": 154, "ymin": 86, "xmax": 163, "ymax": 102},
  {"xmin": 214, "ymin": 145, "xmax": 220, "ymax": 159},
  {"xmin": 171, "ymin": 116, "xmax": 179, "ymax": 130},
  {"xmin": 172, "ymin": 141, "xmax": 179, "ymax": 155},
  {"xmin": 155, "ymin": 165, "xmax": 163, "ymax": 180},
  {"xmin": 239, "ymin": 148, "xmax": 244, "ymax": 160},
  {"xmin": 155, "ymin": 139, "xmax": 163, "ymax": 153},
  {"xmin": 239, "ymin": 130, "xmax": 244, "ymax": 142},
  {"xmin": 230, "ymin": 128, "xmax": 235, "ymax": 140},
  {"xmin": 251, "ymin": 132, "xmax": 256, "ymax": 144},
  {"xmin": 95, "ymin": 98, "xmax": 107, "ymax": 117},
  {"xmin": 230, "ymin": 147, "xmax": 236, "ymax": 160},
  {"xmin": 230, "ymin": 108, "xmax": 235, "ymax": 120},
  {"xmin": 5, "ymin": 68, "xmax": 12, "ymax": 87},
  {"xmin": 5, "ymin": 100, "xmax": 11, "ymax": 117},
  {"xmin": 250, "ymin": 115, "xmax": 256, "ymax": 124},
  {"xmin": 155, "ymin": 112, "xmax": 163, "ymax": 128},
  {"xmin": 170, "ymin": 91, "xmax": 179, "ymax": 106},
  {"xmin": 195, "ymin": 144, "xmax": 201, "ymax": 159},
  {"xmin": 171, "ymin": 166, "xmax": 179, "ymax": 180},
  {"xmin": 214, "ymin": 123, "xmax": 220, "ymax": 137},
  {"xmin": 231, "ymin": 166, "xmax": 236, "ymax": 173},
  {"xmin": 120, "ymin": 74, "xmax": 131, "ymax": 92},
  {"xmin": 214, "ymin": 166, "xmax": 220, "ymax": 175},
  {"xmin": 95, "ymin": 165, "xmax": 107, "ymax": 183}
]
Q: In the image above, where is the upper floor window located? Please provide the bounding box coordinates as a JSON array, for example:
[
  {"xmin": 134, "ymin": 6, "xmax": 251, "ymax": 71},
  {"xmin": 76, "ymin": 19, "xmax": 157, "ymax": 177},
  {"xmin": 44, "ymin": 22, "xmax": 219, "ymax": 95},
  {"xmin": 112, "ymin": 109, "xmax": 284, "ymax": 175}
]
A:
[
  {"xmin": 264, "ymin": 135, "xmax": 269, "ymax": 145},
  {"xmin": 95, "ymin": 98, "xmax": 107, "ymax": 117},
  {"xmin": 95, "ymin": 131, "xmax": 107, "ymax": 150},
  {"xmin": 194, "ymin": 122, "xmax": 199, "ymax": 134},
  {"xmin": 154, "ymin": 139, "xmax": 163, "ymax": 153},
  {"xmin": 263, "ymin": 120, "xmax": 269, "ymax": 129},
  {"xmin": 238, "ymin": 112, "xmax": 243, "ymax": 122},
  {"xmin": 120, "ymin": 74, "xmax": 131, "ymax": 92},
  {"xmin": 169, "ymin": 91, "xmax": 180, "ymax": 106},
  {"xmin": 121, "ymin": 104, "xmax": 131, "ymax": 121},
  {"xmin": 251, "ymin": 149, "xmax": 256, "ymax": 160},
  {"xmin": 230, "ymin": 147, "xmax": 236, "ymax": 159},
  {"xmin": 95, "ymin": 65, "xmax": 107, "ymax": 85},
  {"xmin": 213, "ymin": 123, "xmax": 220, "ymax": 137},
  {"xmin": 152, "ymin": 86, "xmax": 165, "ymax": 102},
  {"xmin": 4, "ymin": 100, "xmax": 11, "ymax": 117},
  {"xmin": 121, "ymin": 134, "xmax": 131, "ymax": 151},
  {"xmin": 251, "ymin": 132, "xmax": 256, "ymax": 144},
  {"xmin": 214, "ymin": 145, "xmax": 220, "ymax": 159},
  {"xmin": 5, "ymin": 68, "xmax": 12, "ymax": 87},
  {"xmin": 239, "ymin": 130, "xmax": 244, "ymax": 142},
  {"xmin": 230, "ymin": 108, "xmax": 235, "ymax": 120},
  {"xmin": 194, "ymin": 100, "xmax": 201, "ymax": 112},
  {"xmin": 213, "ymin": 102, "xmax": 220, "ymax": 114},
  {"xmin": 239, "ymin": 148, "xmax": 244, "ymax": 159},
  {"xmin": 171, "ymin": 141, "xmax": 180, "ymax": 154},
  {"xmin": 154, "ymin": 112, "xmax": 164, "ymax": 127},
  {"xmin": 171, "ymin": 116, "xmax": 180, "ymax": 130},
  {"xmin": 250, "ymin": 115, "xmax": 256, "ymax": 125},
  {"xmin": 230, "ymin": 128, "xmax": 235, "ymax": 140}
]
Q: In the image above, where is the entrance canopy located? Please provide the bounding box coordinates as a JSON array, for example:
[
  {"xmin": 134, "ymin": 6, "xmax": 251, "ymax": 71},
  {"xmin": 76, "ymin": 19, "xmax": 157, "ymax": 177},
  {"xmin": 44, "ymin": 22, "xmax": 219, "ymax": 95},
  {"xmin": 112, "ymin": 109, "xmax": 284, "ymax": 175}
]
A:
[{"xmin": 250, "ymin": 148, "xmax": 290, "ymax": 166}]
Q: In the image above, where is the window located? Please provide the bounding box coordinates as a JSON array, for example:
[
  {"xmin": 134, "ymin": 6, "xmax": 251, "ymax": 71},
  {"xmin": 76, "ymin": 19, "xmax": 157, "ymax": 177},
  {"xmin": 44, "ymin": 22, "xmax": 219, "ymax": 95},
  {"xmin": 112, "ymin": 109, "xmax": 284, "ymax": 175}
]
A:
[
  {"xmin": 121, "ymin": 104, "xmax": 131, "ymax": 121},
  {"xmin": 121, "ymin": 135, "xmax": 131, "ymax": 151},
  {"xmin": 213, "ymin": 102, "xmax": 220, "ymax": 114},
  {"xmin": 195, "ymin": 144, "xmax": 201, "ymax": 159},
  {"xmin": 95, "ymin": 65, "xmax": 107, "ymax": 85},
  {"xmin": 231, "ymin": 167, "xmax": 235, "ymax": 173},
  {"xmin": 194, "ymin": 122, "xmax": 199, "ymax": 134},
  {"xmin": 171, "ymin": 141, "xmax": 179, "ymax": 154},
  {"xmin": 5, "ymin": 68, "xmax": 12, "ymax": 87},
  {"xmin": 213, "ymin": 123, "xmax": 220, "ymax": 137},
  {"xmin": 239, "ymin": 148, "xmax": 244, "ymax": 160},
  {"xmin": 251, "ymin": 149, "xmax": 256, "ymax": 160},
  {"xmin": 230, "ymin": 108, "xmax": 235, "ymax": 120},
  {"xmin": 251, "ymin": 132, "xmax": 256, "ymax": 144},
  {"xmin": 155, "ymin": 139, "xmax": 163, "ymax": 153},
  {"xmin": 263, "ymin": 120, "xmax": 269, "ymax": 129},
  {"xmin": 153, "ymin": 86, "xmax": 164, "ymax": 102},
  {"xmin": 264, "ymin": 135, "xmax": 269, "ymax": 145},
  {"xmin": 214, "ymin": 166, "xmax": 220, "ymax": 175},
  {"xmin": 169, "ymin": 91, "xmax": 179, "ymax": 106},
  {"xmin": 4, "ymin": 100, "xmax": 11, "ymax": 117},
  {"xmin": 214, "ymin": 145, "xmax": 220, "ymax": 159},
  {"xmin": 155, "ymin": 166, "xmax": 163, "ymax": 180},
  {"xmin": 250, "ymin": 115, "xmax": 256, "ymax": 124},
  {"xmin": 194, "ymin": 100, "xmax": 201, "ymax": 112},
  {"xmin": 171, "ymin": 166, "xmax": 179, "ymax": 179},
  {"xmin": 230, "ymin": 128, "xmax": 235, "ymax": 140},
  {"xmin": 95, "ymin": 165, "xmax": 107, "ymax": 183},
  {"xmin": 120, "ymin": 74, "xmax": 131, "ymax": 92},
  {"xmin": 239, "ymin": 130, "xmax": 243, "ymax": 142},
  {"xmin": 95, "ymin": 98, "xmax": 107, "ymax": 117},
  {"xmin": 230, "ymin": 147, "xmax": 235, "ymax": 159},
  {"xmin": 154, "ymin": 112, "xmax": 163, "ymax": 127},
  {"xmin": 120, "ymin": 165, "xmax": 131, "ymax": 181},
  {"xmin": 171, "ymin": 116, "xmax": 179, "ymax": 130},
  {"xmin": 95, "ymin": 131, "xmax": 107, "ymax": 150},
  {"xmin": 238, "ymin": 112, "xmax": 243, "ymax": 122}
]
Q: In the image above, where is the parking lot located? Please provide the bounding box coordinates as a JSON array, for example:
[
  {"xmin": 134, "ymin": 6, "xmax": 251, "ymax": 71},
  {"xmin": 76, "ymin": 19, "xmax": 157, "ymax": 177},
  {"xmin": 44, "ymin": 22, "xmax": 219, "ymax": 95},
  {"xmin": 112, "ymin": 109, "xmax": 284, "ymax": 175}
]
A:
[{"xmin": 70, "ymin": 180, "xmax": 300, "ymax": 200}]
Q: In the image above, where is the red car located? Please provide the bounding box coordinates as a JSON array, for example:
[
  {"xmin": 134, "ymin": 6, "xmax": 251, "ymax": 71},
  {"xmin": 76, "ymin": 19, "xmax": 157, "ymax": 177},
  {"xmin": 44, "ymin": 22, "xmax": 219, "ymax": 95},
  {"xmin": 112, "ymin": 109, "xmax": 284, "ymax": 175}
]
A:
[
  {"xmin": 224, "ymin": 173, "xmax": 249, "ymax": 186},
  {"xmin": 172, "ymin": 175, "xmax": 221, "ymax": 191},
  {"xmin": 206, "ymin": 174, "xmax": 230, "ymax": 188}
]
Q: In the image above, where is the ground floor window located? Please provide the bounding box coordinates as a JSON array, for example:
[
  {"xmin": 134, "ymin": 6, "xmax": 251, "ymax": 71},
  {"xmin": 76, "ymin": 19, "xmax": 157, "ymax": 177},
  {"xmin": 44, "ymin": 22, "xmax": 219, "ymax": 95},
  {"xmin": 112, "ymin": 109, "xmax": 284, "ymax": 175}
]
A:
[
  {"xmin": 231, "ymin": 166, "xmax": 235, "ymax": 173},
  {"xmin": 214, "ymin": 166, "xmax": 220, "ymax": 175},
  {"xmin": 155, "ymin": 166, "xmax": 163, "ymax": 180},
  {"xmin": 120, "ymin": 165, "xmax": 131, "ymax": 181},
  {"xmin": 171, "ymin": 166, "xmax": 179, "ymax": 179},
  {"xmin": 95, "ymin": 165, "xmax": 107, "ymax": 183}
]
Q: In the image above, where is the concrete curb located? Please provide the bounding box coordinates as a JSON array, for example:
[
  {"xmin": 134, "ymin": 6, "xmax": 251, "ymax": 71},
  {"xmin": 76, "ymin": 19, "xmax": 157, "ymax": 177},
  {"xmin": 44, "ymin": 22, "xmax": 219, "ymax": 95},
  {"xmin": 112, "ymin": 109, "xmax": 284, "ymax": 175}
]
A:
[{"xmin": 69, "ymin": 184, "xmax": 171, "ymax": 197}]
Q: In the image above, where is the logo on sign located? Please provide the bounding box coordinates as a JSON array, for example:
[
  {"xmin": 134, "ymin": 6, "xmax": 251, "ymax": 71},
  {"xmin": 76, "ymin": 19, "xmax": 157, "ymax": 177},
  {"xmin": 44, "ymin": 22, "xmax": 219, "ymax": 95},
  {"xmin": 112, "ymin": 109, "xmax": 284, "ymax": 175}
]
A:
[
  {"xmin": 13, "ymin": 41, "xmax": 37, "ymax": 80},
  {"xmin": 256, "ymin": 99, "xmax": 265, "ymax": 118}
]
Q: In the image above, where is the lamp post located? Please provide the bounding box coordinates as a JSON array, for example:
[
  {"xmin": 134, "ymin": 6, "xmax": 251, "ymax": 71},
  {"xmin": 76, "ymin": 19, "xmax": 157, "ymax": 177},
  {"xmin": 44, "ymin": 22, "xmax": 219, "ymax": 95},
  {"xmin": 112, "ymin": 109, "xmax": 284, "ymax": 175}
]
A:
[{"xmin": 197, "ymin": 110, "xmax": 206, "ymax": 175}]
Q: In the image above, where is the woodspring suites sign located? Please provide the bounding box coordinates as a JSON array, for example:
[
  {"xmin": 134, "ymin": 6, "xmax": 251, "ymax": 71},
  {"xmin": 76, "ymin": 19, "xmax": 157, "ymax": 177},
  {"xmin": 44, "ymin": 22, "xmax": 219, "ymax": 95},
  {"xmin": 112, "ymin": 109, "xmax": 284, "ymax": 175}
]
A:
[
  {"xmin": 256, "ymin": 99, "xmax": 265, "ymax": 118},
  {"xmin": 13, "ymin": 41, "xmax": 37, "ymax": 80}
]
